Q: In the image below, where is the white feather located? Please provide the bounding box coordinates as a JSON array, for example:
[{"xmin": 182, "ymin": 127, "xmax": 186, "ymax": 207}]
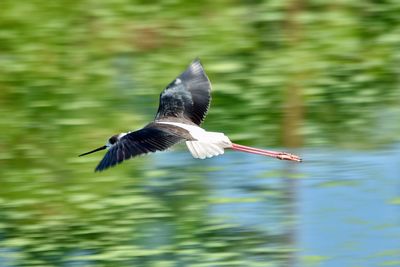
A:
[
  {"xmin": 156, "ymin": 122, "xmax": 231, "ymax": 159},
  {"xmin": 185, "ymin": 141, "xmax": 196, "ymax": 157}
]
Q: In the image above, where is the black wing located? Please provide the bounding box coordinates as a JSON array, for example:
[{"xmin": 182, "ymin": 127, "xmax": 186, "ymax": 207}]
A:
[
  {"xmin": 155, "ymin": 58, "xmax": 211, "ymax": 125},
  {"xmin": 95, "ymin": 126, "xmax": 183, "ymax": 172}
]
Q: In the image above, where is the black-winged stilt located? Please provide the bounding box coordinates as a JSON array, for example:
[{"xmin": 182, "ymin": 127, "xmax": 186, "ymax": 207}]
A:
[{"xmin": 80, "ymin": 59, "xmax": 302, "ymax": 171}]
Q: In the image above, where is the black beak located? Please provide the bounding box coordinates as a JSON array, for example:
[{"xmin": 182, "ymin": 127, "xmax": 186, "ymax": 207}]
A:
[{"xmin": 79, "ymin": 145, "xmax": 107, "ymax": 157}]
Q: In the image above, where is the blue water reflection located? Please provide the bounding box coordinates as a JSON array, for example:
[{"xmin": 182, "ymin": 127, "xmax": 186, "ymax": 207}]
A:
[
  {"xmin": 153, "ymin": 144, "xmax": 400, "ymax": 266},
  {"xmin": 299, "ymin": 145, "xmax": 400, "ymax": 267}
]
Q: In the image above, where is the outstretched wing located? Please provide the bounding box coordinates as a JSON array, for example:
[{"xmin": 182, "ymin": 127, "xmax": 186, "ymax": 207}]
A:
[
  {"xmin": 155, "ymin": 58, "xmax": 211, "ymax": 125},
  {"xmin": 95, "ymin": 126, "xmax": 183, "ymax": 172}
]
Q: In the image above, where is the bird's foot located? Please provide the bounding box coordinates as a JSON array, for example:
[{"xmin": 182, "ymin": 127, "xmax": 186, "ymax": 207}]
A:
[{"xmin": 277, "ymin": 152, "xmax": 302, "ymax": 162}]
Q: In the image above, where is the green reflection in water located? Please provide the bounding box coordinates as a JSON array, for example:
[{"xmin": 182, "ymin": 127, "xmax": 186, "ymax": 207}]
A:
[{"xmin": 0, "ymin": 158, "xmax": 294, "ymax": 266}]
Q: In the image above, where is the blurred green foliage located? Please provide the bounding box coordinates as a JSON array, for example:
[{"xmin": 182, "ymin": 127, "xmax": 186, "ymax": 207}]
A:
[
  {"xmin": 0, "ymin": 0, "xmax": 399, "ymax": 266},
  {"xmin": 1, "ymin": 0, "xmax": 399, "ymax": 151}
]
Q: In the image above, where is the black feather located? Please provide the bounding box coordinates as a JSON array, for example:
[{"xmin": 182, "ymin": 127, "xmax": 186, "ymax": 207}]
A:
[
  {"xmin": 95, "ymin": 126, "xmax": 183, "ymax": 172},
  {"xmin": 155, "ymin": 58, "xmax": 211, "ymax": 125}
]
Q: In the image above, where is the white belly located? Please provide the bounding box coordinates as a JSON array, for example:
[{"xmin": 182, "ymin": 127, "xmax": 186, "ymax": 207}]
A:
[{"xmin": 156, "ymin": 121, "xmax": 232, "ymax": 159}]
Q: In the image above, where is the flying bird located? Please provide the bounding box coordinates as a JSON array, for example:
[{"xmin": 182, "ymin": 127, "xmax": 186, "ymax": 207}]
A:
[{"xmin": 80, "ymin": 59, "xmax": 302, "ymax": 171}]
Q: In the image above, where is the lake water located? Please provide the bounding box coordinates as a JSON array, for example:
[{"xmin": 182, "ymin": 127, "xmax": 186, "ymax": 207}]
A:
[
  {"xmin": 153, "ymin": 145, "xmax": 400, "ymax": 267},
  {"xmin": 0, "ymin": 145, "xmax": 399, "ymax": 266},
  {"xmin": 297, "ymin": 145, "xmax": 400, "ymax": 267}
]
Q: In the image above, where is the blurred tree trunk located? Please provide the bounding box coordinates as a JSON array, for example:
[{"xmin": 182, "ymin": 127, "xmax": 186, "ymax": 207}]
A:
[
  {"xmin": 283, "ymin": 1, "xmax": 305, "ymax": 267},
  {"xmin": 282, "ymin": 0, "xmax": 305, "ymax": 148}
]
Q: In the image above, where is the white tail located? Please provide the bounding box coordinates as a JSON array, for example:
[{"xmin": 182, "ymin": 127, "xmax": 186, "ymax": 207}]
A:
[
  {"xmin": 186, "ymin": 131, "xmax": 232, "ymax": 159},
  {"xmin": 186, "ymin": 141, "xmax": 224, "ymax": 159}
]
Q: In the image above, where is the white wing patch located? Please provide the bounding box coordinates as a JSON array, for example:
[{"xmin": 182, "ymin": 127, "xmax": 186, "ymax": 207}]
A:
[
  {"xmin": 156, "ymin": 121, "xmax": 232, "ymax": 159},
  {"xmin": 186, "ymin": 141, "xmax": 225, "ymax": 159}
]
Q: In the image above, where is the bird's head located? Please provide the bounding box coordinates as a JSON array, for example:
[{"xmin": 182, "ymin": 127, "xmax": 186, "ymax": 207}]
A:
[{"xmin": 79, "ymin": 133, "xmax": 126, "ymax": 157}]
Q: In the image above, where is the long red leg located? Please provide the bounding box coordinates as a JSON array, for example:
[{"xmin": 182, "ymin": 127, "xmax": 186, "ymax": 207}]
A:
[{"xmin": 230, "ymin": 143, "xmax": 302, "ymax": 162}]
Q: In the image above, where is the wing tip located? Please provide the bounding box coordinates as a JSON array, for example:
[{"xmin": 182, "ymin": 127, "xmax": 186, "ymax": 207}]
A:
[
  {"xmin": 94, "ymin": 166, "xmax": 104, "ymax": 172},
  {"xmin": 189, "ymin": 57, "xmax": 205, "ymax": 75},
  {"xmin": 192, "ymin": 57, "xmax": 201, "ymax": 65},
  {"xmin": 94, "ymin": 164, "xmax": 106, "ymax": 172},
  {"xmin": 94, "ymin": 160, "xmax": 119, "ymax": 172}
]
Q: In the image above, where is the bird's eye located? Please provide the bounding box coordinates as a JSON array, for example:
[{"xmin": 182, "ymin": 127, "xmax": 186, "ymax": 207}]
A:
[{"xmin": 108, "ymin": 135, "xmax": 118, "ymax": 145}]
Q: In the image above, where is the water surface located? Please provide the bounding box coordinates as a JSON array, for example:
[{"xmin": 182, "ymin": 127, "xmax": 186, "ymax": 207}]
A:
[{"xmin": 0, "ymin": 145, "xmax": 399, "ymax": 267}]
